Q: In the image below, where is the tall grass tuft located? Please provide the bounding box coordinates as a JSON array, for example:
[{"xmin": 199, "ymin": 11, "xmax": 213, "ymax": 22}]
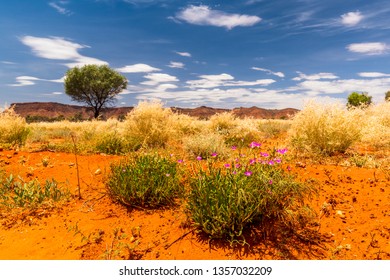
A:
[
  {"xmin": 123, "ymin": 100, "xmax": 176, "ymax": 149},
  {"xmin": 107, "ymin": 154, "xmax": 183, "ymax": 209},
  {"xmin": 0, "ymin": 107, "xmax": 30, "ymax": 148},
  {"xmin": 289, "ymin": 101, "xmax": 363, "ymax": 156}
]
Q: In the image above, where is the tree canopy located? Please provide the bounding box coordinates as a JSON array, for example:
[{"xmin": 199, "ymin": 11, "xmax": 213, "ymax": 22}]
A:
[
  {"xmin": 347, "ymin": 92, "xmax": 372, "ymax": 108},
  {"xmin": 64, "ymin": 64, "xmax": 127, "ymax": 118}
]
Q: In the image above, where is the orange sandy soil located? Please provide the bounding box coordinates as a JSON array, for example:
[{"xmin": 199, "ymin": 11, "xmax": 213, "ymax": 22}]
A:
[{"xmin": 0, "ymin": 149, "xmax": 389, "ymax": 260}]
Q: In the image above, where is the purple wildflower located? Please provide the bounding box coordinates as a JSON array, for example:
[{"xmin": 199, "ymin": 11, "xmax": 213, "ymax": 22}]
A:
[
  {"xmin": 274, "ymin": 158, "xmax": 282, "ymax": 164},
  {"xmin": 244, "ymin": 170, "xmax": 253, "ymax": 176},
  {"xmin": 211, "ymin": 152, "xmax": 218, "ymax": 157},
  {"xmin": 268, "ymin": 160, "xmax": 275, "ymax": 165},
  {"xmin": 249, "ymin": 158, "xmax": 256, "ymax": 165},
  {"xmin": 269, "ymin": 180, "xmax": 273, "ymax": 184},
  {"xmin": 277, "ymin": 148, "xmax": 288, "ymax": 155},
  {"xmin": 224, "ymin": 163, "xmax": 231, "ymax": 168},
  {"xmin": 231, "ymin": 146, "xmax": 237, "ymax": 151},
  {"xmin": 261, "ymin": 152, "xmax": 269, "ymax": 157},
  {"xmin": 177, "ymin": 159, "xmax": 184, "ymax": 163},
  {"xmin": 249, "ymin": 141, "xmax": 261, "ymax": 148},
  {"xmin": 235, "ymin": 163, "xmax": 241, "ymax": 168},
  {"xmin": 196, "ymin": 156, "xmax": 202, "ymax": 161}
]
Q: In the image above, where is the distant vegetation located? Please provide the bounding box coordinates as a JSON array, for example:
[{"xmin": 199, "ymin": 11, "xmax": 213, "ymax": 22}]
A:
[{"xmin": 347, "ymin": 92, "xmax": 372, "ymax": 108}]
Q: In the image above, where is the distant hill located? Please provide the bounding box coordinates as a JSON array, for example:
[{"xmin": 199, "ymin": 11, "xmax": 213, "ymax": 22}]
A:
[{"xmin": 10, "ymin": 102, "xmax": 299, "ymax": 121}]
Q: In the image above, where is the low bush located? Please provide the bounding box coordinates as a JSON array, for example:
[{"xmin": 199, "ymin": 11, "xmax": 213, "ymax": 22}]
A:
[
  {"xmin": 107, "ymin": 154, "xmax": 183, "ymax": 209},
  {"xmin": 187, "ymin": 143, "xmax": 316, "ymax": 241},
  {"xmin": 0, "ymin": 173, "xmax": 70, "ymax": 210}
]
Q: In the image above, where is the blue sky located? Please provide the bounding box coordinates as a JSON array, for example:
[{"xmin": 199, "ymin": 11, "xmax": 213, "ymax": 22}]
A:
[{"xmin": 1, "ymin": 0, "xmax": 390, "ymax": 109}]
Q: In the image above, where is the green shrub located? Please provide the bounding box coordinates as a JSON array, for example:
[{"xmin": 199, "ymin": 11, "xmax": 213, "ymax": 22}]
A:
[
  {"xmin": 289, "ymin": 101, "xmax": 363, "ymax": 156},
  {"xmin": 95, "ymin": 132, "xmax": 126, "ymax": 155},
  {"xmin": 0, "ymin": 107, "xmax": 30, "ymax": 148},
  {"xmin": 347, "ymin": 92, "xmax": 372, "ymax": 108},
  {"xmin": 107, "ymin": 154, "xmax": 183, "ymax": 209},
  {"xmin": 187, "ymin": 146, "xmax": 316, "ymax": 241}
]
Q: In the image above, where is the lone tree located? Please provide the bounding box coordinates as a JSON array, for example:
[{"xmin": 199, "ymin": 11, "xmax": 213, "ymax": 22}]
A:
[
  {"xmin": 347, "ymin": 92, "xmax": 372, "ymax": 108},
  {"xmin": 64, "ymin": 64, "xmax": 127, "ymax": 118}
]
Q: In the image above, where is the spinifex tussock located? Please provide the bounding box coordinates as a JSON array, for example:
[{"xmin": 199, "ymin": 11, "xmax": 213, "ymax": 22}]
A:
[
  {"xmin": 107, "ymin": 154, "xmax": 183, "ymax": 209},
  {"xmin": 289, "ymin": 101, "xmax": 363, "ymax": 156},
  {"xmin": 187, "ymin": 142, "xmax": 316, "ymax": 241},
  {"xmin": 123, "ymin": 100, "xmax": 177, "ymax": 149},
  {"xmin": 0, "ymin": 107, "xmax": 30, "ymax": 148}
]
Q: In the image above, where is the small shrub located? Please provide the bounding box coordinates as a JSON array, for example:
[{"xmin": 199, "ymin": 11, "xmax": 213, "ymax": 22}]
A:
[
  {"xmin": 95, "ymin": 132, "xmax": 126, "ymax": 155},
  {"xmin": 187, "ymin": 144, "xmax": 316, "ymax": 241},
  {"xmin": 347, "ymin": 92, "xmax": 372, "ymax": 108},
  {"xmin": 107, "ymin": 154, "xmax": 183, "ymax": 209},
  {"xmin": 289, "ymin": 101, "xmax": 363, "ymax": 156},
  {"xmin": 0, "ymin": 174, "xmax": 70, "ymax": 210},
  {"xmin": 123, "ymin": 100, "xmax": 176, "ymax": 148},
  {"xmin": 0, "ymin": 107, "xmax": 30, "ymax": 148}
]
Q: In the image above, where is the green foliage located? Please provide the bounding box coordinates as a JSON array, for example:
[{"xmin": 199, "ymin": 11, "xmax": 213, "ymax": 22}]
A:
[
  {"xmin": 95, "ymin": 132, "xmax": 126, "ymax": 155},
  {"xmin": 347, "ymin": 92, "xmax": 372, "ymax": 108},
  {"xmin": 187, "ymin": 147, "xmax": 316, "ymax": 241},
  {"xmin": 107, "ymin": 154, "xmax": 183, "ymax": 209},
  {"xmin": 0, "ymin": 173, "xmax": 70, "ymax": 210},
  {"xmin": 64, "ymin": 64, "xmax": 127, "ymax": 118},
  {"xmin": 386, "ymin": 91, "xmax": 390, "ymax": 102}
]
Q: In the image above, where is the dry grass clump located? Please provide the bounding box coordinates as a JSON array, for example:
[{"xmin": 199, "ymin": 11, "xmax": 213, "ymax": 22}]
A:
[
  {"xmin": 123, "ymin": 100, "xmax": 177, "ymax": 149},
  {"xmin": 183, "ymin": 132, "xmax": 230, "ymax": 159},
  {"xmin": 360, "ymin": 102, "xmax": 390, "ymax": 149},
  {"xmin": 0, "ymin": 107, "xmax": 30, "ymax": 148},
  {"xmin": 257, "ymin": 119, "xmax": 292, "ymax": 138},
  {"xmin": 209, "ymin": 111, "xmax": 238, "ymax": 134},
  {"xmin": 289, "ymin": 101, "xmax": 363, "ymax": 156}
]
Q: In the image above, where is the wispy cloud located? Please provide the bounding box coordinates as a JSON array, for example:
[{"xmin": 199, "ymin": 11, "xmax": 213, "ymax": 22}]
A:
[
  {"xmin": 341, "ymin": 11, "xmax": 364, "ymax": 27},
  {"xmin": 347, "ymin": 42, "xmax": 389, "ymax": 55},
  {"xmin": 9, "ymin": 75, "xmax": 64, "ymax": 87},
  {"xmin": 292, "ymin": 72, "xmax": 339, "ymax": 81},
  {"xmin": 186, "ymin": 73, "xmax": 275, "ymax": 89},
  {"xmin": 1, "ymin": 61, "xmax": 16, "ymax": 65},
  {"xmin": 19, "ymin": 36, "xmax": 107, "ymax": 67},
  {"xmin": 252, "ymin": 67, "xmax": 285, "ymax": 78},
  {"xmin": 175, "ymin": 5, "xmax": 261, "ymax": 30},
  {"xmin": 116, "ymin": 63, "xmax": 160, "ymax": 73},
  {"xmin": 358, "ymin": 72, "xmax": 390, "ymax": 78},
  {"xmin": 49, "ymin": 1, "xmax": 72, "ymax": 16},
  {"xmin": 175, "ymin": 51, "xmax": 191, "ymax": 57},
  {"xmin": 167, "ymin": 61, "xmax": 185, "ymax": 69}
]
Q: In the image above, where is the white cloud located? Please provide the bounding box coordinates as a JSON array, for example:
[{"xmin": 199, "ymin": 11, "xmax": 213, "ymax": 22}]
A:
[
  {"xmin": 341, "ymin": 11, "xmax": 363, "ymax": 27},
  {"xmin": 175, "ymin": 51, "xmax": 191, "ymax": 57},
  {"xmin": 347, "ymin": 42, "xmax": 389, "ymax": 55},
  {"xmin": 141, "ymin": 73, "xmax": 179, "ymax": 86},
  {"xmin": 358, "ymin": 72, "xmax": 390, "ymax": 78},
  {"xmin": 186, "ymin": 73, "xmax": 275, "ymax": 88},
  {"xmin": 293, "ymin": 77, "xmax": 390, "ymax": 101},
  {"xmin": 116, "ymin": 63, "xmax": 161, "ymax": 73},
  {"xmin": 251, "ymin": 67, "xmax": 285, "ymax": 78},
  {"xmin": 167, "ymin": 61, "xmax": 185, "ymax": 69},
  {"xmin": 292, "ymin": 72, "xmax": 339, "ymax": 81},
  {"xmin": 52, "ymin": 92, "xmax": 63, "ymax": 95},
  {"xmin": 1, "ymin": 61, "xmax": 16, "ymax": 65},
  {"xmin": 49, "ymin": 2, "xmax": 72, "ymax": 16},
  {"xmin": 20, "ymin": 36, "xmax": 107, "ymax": 67},
  {"xmin": 176, "ymin": 5, "xmax": 261, "ymax": 30},
  {"xmin": 8, "ymin": 75, "xmax": 65, "ymax": 87}
]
